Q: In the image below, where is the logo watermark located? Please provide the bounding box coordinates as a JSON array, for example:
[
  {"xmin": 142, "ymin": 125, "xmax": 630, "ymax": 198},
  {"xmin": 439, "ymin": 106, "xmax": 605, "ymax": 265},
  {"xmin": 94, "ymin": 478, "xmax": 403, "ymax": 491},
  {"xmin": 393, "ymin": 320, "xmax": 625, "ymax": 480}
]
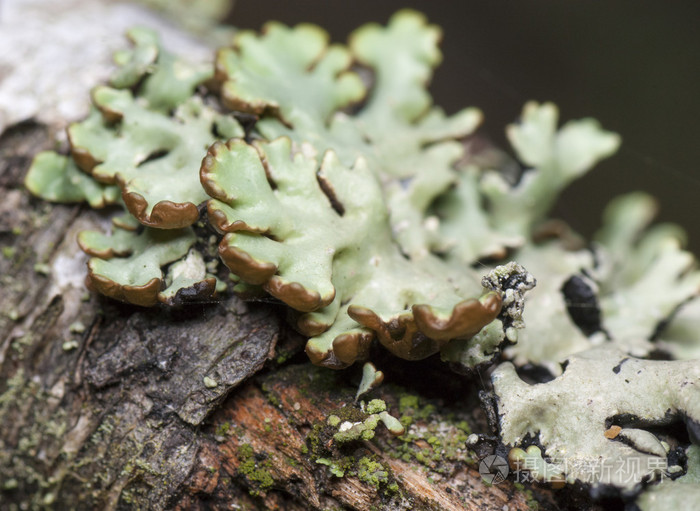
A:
[
  {"xmin": 479, "ymin": 455, "xmax": 509, "ymax": 484},
  {"xmin": 479, "ymin": 453, "xmax": 670, "ymax": 485}
]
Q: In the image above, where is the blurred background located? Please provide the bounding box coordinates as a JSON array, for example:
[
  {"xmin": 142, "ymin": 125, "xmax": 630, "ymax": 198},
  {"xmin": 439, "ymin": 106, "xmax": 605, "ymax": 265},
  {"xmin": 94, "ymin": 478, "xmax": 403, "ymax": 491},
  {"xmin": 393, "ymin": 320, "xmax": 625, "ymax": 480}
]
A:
[{"xmin": 229, "ymin": 1, "xmax": 700, "ymax": 253}]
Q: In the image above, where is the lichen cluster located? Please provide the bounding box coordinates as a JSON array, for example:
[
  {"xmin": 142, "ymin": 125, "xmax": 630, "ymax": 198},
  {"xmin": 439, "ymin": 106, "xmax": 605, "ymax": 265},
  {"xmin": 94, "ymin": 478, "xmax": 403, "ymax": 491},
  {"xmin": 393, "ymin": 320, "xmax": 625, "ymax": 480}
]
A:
[
  {"xmin": 23, "ymin": 9, "xmax": 700, "ymax": 506},
  {"xmin": 25, "ymin": 12, "xmax": 544, "ymax": 370}
]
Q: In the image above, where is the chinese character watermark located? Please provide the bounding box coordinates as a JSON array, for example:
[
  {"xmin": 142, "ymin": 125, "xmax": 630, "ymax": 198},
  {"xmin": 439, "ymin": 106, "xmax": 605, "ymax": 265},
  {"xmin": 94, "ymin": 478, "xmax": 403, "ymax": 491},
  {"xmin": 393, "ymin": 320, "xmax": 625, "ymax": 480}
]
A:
[{"xmin": 479, "ymin": 453, "xmax": 669, "ymax": 485}]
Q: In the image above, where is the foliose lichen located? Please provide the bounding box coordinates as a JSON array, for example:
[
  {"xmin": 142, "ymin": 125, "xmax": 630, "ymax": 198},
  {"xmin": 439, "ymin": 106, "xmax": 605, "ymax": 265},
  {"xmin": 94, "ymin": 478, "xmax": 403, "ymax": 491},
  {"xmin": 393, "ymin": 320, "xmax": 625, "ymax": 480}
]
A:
[
  {"xmin": 25, "ymin": 11, "xmax": 548, "ymax": 369},
  {"xmin": 22, "ymin": 9, "xmax": 700, "ymax": 505},
  {"xmin": 492, "ymin": 347, "xmax": 700, "ymax": 492}
]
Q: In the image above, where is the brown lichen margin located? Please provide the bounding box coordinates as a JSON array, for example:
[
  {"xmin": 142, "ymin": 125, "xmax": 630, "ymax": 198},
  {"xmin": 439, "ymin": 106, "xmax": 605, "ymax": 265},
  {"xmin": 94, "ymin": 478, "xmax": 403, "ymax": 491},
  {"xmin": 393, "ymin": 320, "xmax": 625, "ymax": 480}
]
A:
[
  {"xmin": 77, "ymin": 234, "xmax": 129, "ymax": 260},
  {"xmin": 201, "ymin": 140, "xmax": 263, "ymax": 234},
  {"xmin": 348, "ymin": 307, "xmax": 438, "ymax": 361},
  {"xmin": 200, "ymin": 140, "xmax": 233, "ymax": 203},
  {"xmin": 413, "ymin": 292, "xmax": 502, "ymax": 341},
  {"xmin": 213, "ymin": 47, "xmax": 281, "ymax": 117},
  {"xmin": 85, "ymin": 271, "xmax": 160, "ymax": 307},
  {"xmin": 264, "ymin": 276, "xmax": 335, "ymax": 313},
  {"xmin": 206, "ymin": 200, "xmax": 254, "ymax": 234},
  {"xmin": 305, "ymin": 331, "xmax": 373, "ymax": 369},
  {"xmin": 92, "ymin": 86, "xmax": 125, "ymax": 124},
  {"xmin": 218, "ymin": 233, "xmax": 278, "ymax": 285},
  {"xmin": 67, "ymin": 124, "xmax": 103, "ymax": 176},
  {"xmin": 347, "ymin": 294, "xmax": 501, "ymax": 361},
  {"xmin": 122, "ymin": 191, "xmax": 200, "ymax": 229},
  {"xmin": 69, "ymin": 146, "xmax": 102, "ymax": 176},
  {"xmin": 295, "ymin": 311, "xmax": 333, "ymax": 336}
]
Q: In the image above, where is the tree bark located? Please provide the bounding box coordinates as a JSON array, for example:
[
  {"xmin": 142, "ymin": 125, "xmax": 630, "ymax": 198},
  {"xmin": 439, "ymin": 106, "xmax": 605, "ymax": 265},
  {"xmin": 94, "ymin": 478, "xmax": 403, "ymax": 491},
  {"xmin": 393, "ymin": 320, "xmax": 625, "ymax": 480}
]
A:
[{"xmin": 0, "ymin": 121, "xmax": 581, "ymax": 511}]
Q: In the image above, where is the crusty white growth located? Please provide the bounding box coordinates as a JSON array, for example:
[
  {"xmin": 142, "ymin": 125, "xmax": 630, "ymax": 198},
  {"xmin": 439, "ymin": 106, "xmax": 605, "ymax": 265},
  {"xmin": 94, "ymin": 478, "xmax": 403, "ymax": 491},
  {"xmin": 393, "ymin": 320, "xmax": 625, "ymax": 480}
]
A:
[
  {"xmin": 503, "ymin": 242, "xmax": 599, "ymax": 375},
  {"xmin": 482, "ymin": 261, "xmax": 536, "ymax": 329}
]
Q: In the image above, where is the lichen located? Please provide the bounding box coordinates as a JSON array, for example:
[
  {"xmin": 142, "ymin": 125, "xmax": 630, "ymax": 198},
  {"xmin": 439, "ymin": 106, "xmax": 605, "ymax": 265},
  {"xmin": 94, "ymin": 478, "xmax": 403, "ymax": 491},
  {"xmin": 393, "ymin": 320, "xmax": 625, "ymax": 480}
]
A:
[
  {"xmin": 636, "ymin": 445, "xmax": 700, "ymax": 510},
  {"xmin": 24, "ymin": 12, "xmax": 547, "ymax": 370},
  {"xmin": 19, "ymin": 8, "xmax": 700, "ymax": 506},
  {"xmin": 203, "ymin": 136, "xmax": 520, "ymax": 368},
  {"xmin": 355, "ymin": 362, "xmax": 384, "ymax": 402},
  {"xmin": 492, "ymin": 346, "xmax": 700, "ymax": 491}
]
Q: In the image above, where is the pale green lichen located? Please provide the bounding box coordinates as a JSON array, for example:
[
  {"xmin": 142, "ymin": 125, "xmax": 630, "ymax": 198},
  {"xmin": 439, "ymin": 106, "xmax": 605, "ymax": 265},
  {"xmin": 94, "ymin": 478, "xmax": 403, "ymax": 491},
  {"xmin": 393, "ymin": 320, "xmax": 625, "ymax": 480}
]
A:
[
  {"xmin": 636, "ymin": 445, "xmax": 700, "ymax": 510},
  {"xmin": 25, "ymin": 152, "xmax": 120, "ymax": 208},
  {"xmin": 493, "ymin": 346, "xmax": 700, "ymax": 491},
  {"xmin": 217, "ymin": 10, "xmax": 482, "ymax": 260},
  {"xmin": 68, "ymin": 87, "xmax": 241, "ymax": 228},
  {"xmin": 506, "ymin": 189, "xmax": 700, "ymax": 374},
  {"xmin": 81, "ymin": 223, "xmax": 204, "ymax": 307},
  {"xmin": 20, "ymin": 11, "xmax": 700, "ymax": 505},
  {"xmin": 355, "ymin": 362, "xmax": 384, "ymax": 402},
  {"xmin": 595, "ymin": 192, "xmax": 700, "ymax": 356},
  {"xmin": 203, "ymin": 136, "xmax": 515, "ymax": 368},
  {"xmin": 656, "ymin": 298, "xmax": 700, "ymax": 360},
  {"xmin": 23, "ymin": 28, "xmax": 234, "ymax": 308},
  {"xmin": 110, "ymin": 27, "xmax": 214, "ymax": 111}
]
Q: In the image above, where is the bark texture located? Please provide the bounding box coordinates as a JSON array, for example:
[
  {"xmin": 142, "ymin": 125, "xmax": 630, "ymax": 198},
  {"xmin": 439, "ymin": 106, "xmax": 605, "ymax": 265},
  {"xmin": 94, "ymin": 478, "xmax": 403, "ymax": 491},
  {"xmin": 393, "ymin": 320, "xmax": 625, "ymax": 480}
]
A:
[{"xmin": 0, "ymin": 123, "xmax": 582, "ymax": 511}]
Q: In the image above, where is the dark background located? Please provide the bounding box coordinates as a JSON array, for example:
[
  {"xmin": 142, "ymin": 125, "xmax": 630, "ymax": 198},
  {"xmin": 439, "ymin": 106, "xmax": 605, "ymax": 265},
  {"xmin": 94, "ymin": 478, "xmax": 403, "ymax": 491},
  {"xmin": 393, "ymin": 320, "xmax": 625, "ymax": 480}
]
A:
[{"xmin": 230, "ymin": 1, "xmax": 700, "ymax": 253}]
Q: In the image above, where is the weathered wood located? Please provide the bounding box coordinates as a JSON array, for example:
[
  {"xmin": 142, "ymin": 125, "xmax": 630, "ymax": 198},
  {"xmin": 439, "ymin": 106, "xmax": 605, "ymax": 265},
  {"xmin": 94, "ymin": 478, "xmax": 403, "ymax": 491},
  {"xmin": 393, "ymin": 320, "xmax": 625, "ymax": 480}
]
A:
[
  {"xmin": 0, "ymin": 122, "xmax": 279, "ymax": 509},
  {"xmin": 185, "ymin": 362, "xmax": 563, "ymax": 510},
  {"xmin": 0, "ymin": 121, "xmax": 579, "ymax": 510}
]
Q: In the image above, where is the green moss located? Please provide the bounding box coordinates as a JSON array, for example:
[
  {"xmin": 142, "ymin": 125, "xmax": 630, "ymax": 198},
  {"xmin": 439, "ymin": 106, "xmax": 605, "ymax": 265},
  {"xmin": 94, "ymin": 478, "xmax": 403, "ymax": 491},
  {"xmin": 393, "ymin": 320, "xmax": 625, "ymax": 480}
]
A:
[
  {"xmin": 527, "ymin": 495, "xmax": 539, "ymax": 511},
  {"xmin": 260, "ymin": 381, "xmax": 281, "ymax": 407},
  {"xmin": 380, "ymin": 391, "xmax": 479, "ymax": 478},
  {"xmin": 365, "ymin": 399, "xmax": 386, "ymax": 415},
  {"xmin": 398, "ymin": 395, "xmax": 420, "ymax": 414},
  {"xmin": 455, "ymin": 420, "xmax": 472, "ymax": 435},
  {"xmin": 274, "ymin": 349, "xmax": 293, "ymax": 365},
  {"xmin": 398, "ymin": 393, "xmax": 436, "ymax": 421},
  {"xmin": 316, "ymin": 457, "xmax": 346, "ymax": 477},
  {"xmin": 237, "ymin": 443, "xmax": 274, "ymax": 495},
  {"xmin": 399, "ymin": 415, "xmax": 413, "ymax": 428},
  {"xmin": 215, "ymin": 421, "xmax": 230, "ymax": 438},
  {"xmin": 238, "ymin": 443, "xmax": 254, "ymax": 459},
  {"xmin": 356, "ymin": 457, "xmax": 389, "ymax": 488}
]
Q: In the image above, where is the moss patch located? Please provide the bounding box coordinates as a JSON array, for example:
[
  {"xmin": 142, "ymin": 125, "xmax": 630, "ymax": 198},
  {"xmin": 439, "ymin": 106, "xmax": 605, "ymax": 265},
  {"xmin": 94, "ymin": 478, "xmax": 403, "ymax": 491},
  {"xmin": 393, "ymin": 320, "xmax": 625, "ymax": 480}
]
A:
[{"xmin": 237, "ymin": 443, "xmax": 275, "ymax": 497}]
